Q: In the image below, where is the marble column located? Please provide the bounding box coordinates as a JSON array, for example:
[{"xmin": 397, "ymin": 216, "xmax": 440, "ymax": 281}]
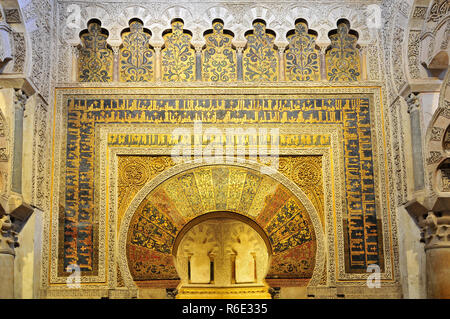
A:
[
  {"xmin": 236, "ymin": 46, "xmax": 244, "ymax": 81},
  {"xmin": 359, "ymin": 45, "xmax": 368, "ymax": 81},
  {"xmin": 194, "ymin": 45, "xmax": 203, "ymax": 81},
  {"xmin": 112, "ymin": 45, "xmax": 120, "ymax": 82},
  {"xmin": 154, "ymin": 46, "xmax": 161, "ymax": 82},
  {"xmin": 277, "ymin": 46, "xmax": 286, "ymax": 81},
  {"xmin": 71, "ymin": 45, "xmax": 79, "ymax": 82},
  {"xmin": 406, "ymin": 197, "xmax": 450, "ymax": 298},
  {"xmin": 0, "ymin": 213, "xmax": 19, "ymax": 299},
  {"xmin": 319, "ymin": 45, "xmax": 328, "ymax": 81},
  {"xmin": 406, "ymin": 93, "xmax": 425, "ymax": 191}
]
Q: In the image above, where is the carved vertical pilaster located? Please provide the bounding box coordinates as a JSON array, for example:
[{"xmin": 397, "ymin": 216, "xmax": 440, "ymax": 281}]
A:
[
  {"xmin": 11, "ymin": 89, "xmax": 27, "ymax": 195},
  {"xmin": 406, "ymin": 93, "xmax": 425, "ymax": 191}
]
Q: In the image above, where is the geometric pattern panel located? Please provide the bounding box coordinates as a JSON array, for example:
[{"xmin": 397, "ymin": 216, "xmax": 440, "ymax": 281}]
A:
[
  {"xmin": 78, "ymin": 20, "xmax": 114, "ymax": 82},
  {"xmin": 119, "ymin": 19, "xmax": 154, "ymax": 82},
  {"xmin": 325, "ymin": 21, "xmax": 361, "ymax": 82}
]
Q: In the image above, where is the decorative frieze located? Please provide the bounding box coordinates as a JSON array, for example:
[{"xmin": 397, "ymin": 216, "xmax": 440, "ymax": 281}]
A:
[
  {"xmin": 407, "ymin": 30, "xmax": 421, "ymax": 79},
  {"xmin": 431, "ymin": 127, "xmax": 444, "ymax": 141},
  {"xmin": 427, "ymin": 151, "xmax": 443, "ymax": 165}
]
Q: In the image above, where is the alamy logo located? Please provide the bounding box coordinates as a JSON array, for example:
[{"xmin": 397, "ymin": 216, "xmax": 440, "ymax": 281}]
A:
[
  {"xmin": 170, "ymin": 121, "xmax": 280, "ymax": 175},
  {"xmin": 366, "ymin": 4, "xmax": 382, "ymax": 29},
  {"xmin": 366, "ymin": 264, "xmax": 381, "ymax": 288},
  {"xmin": 66, "ymin": 4, "xmax": 81, "ymax": 30},
  {"xmin": 66, "ymin": 263, "xmax": 81, "ymax": 289}
]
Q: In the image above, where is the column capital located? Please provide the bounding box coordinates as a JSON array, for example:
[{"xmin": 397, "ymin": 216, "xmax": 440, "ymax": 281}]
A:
[
  {"xmin": 153, "ymin": 45, "xmax": 162, "ymax": 54},
  {"xmin": 194, "ymin": 45, "xmax": 203, "ymax": 54},
  {"xmin": 111, "ymin": 45, "xmax": 120, "ymax": 56},
  {"xmin": 406, "ymin": 92, "xmax": 421, "ymax": 114},
  {"xmin": 0, "ymin": 214, "xmax": 18, "ymax": 256},
  {"xmin": 71, "ymin": 45, "xmax": 80, "ymax": 57},
  {"xmin": 235, "ymin": 44, "xmax": 246, "ymax": 54},
  {"xmin": 318, "ymin": 44, "xmax": 329, "ymax": 54},
  {"xmin": 13, "ymin": 89, "xmax": 27, "ymax": 111}
]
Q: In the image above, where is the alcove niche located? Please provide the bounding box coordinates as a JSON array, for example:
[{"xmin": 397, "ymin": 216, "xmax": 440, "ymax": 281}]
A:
[{"xmin": 173, "ymin": 212, "xmax": 272, "ymax": 299}]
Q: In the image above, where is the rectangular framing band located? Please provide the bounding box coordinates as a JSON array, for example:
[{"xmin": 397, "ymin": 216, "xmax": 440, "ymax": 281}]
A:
[{"xmin": 44, "ymin": 85, "xmax": 398, "ymax": 290}]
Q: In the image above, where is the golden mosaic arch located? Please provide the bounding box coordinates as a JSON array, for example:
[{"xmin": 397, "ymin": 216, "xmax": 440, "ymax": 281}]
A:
[
  {"xmin": 285, "ymin": 19, "xmax": 321, "ymax": 81},
  {"xmin": 117, "ymin": 160, "xmax": 326, "ymax": 290}
]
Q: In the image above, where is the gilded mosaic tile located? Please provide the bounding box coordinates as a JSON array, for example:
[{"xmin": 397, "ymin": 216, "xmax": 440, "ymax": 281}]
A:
[
  {"xmin": 78, "ymin": 21, "xmax": 113, "ymax": 82},
  {"xmin": 125, "ymin": 165, "xmax": 317, "ymax": 280},
  {"xmin": 202, "ymin": 21, "xmax": 237, "ymax": 82},
  {"xmin": 243, "ymin": 21, "xmax": 278, "ymax": 82},
  {"xmin": 119, "ymin": 20, "xmax": 154, "ymax": 82},
  {"xmin": 61, "ymin": 94, "xmax": 379, "ymax": 274},
  {"xmin": 161, "ymin": 20, "xmax": 195, "ymax": 82}
]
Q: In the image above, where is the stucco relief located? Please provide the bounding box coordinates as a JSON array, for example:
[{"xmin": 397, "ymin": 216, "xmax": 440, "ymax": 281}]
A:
[
  {"xmin": 55, "ymin": 1, "xmax": 380, "ymax": 84},
  {"xmin": 419, "ymin": 0, "xmax": 449, "ymax": 72}
]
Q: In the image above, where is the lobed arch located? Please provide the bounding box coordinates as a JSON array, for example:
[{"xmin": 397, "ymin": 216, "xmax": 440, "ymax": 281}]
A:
[
  {"xmin": 203, "ymin": 6, "xmax": 235, "ymax": 30},
  {"xmin": 67, "ymin": 4, "xmax": 373, "ymax": 54},
  {"xmin": 61, "ymin": 3, "xmax": 377, "ymax": 49}
]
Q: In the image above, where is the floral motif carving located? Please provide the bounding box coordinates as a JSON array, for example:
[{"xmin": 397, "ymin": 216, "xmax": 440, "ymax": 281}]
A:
[
  {"xmin": 325, "ymin": 21, "xmax": 361, "ymax": 82},
  {"xmin": 243, "ymin": 21, "xmax": 278, "ymax": 82},
  {"xmin": 161, "ymin": 20, "xmax": 195, "ymax": 82},
  {"xmin": 78, "ymin": 21, "xmax": 114, "ymax": 82},
  {"xmin": 427, "ymin": 0, "xmax": 450, "ymax": 22},
  {"xmin": 285, "ymin": 20, "xmax": 320, "ymax": 81}
]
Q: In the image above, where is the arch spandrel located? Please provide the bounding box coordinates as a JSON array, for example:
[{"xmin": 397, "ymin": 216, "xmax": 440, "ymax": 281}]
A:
[{"xmin": 118, "ymin": 160, "xmax": 325, "ymax": 290}]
